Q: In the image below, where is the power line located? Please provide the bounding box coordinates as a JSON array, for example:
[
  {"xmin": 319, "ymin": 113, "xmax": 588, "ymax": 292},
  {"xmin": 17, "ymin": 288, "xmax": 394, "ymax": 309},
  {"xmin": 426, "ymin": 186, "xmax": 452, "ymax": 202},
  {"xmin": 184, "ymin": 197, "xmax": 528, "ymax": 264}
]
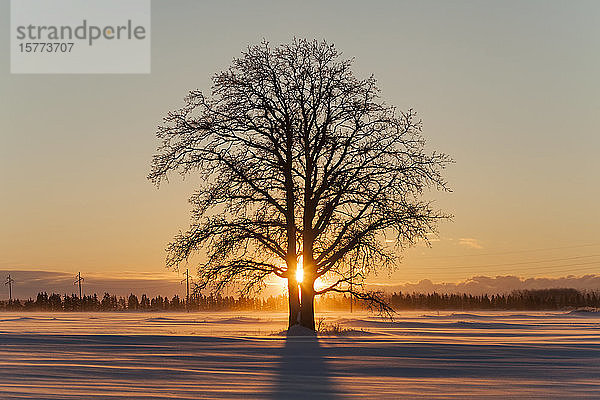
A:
[
  {"xmin": 509, "ymin": 261, "xmax": 600, "ymax": 273},
  {"xmin": 408, "ymin": 261, "xmax": 600, "ymax": 274},
  {"xmin": 518, "ymin": 265, "xmax": 600, "ymax": 275},
  {"xmin": 407, "ymin": 254, "xmax": 600, "ymax": 271},
  {"xmin": 407, "ymin": 260, "xmax": 599, "ymax": 273},
  {"xmin": 412, "ymin": 242, "xmax": 600, "ymax": 259}
]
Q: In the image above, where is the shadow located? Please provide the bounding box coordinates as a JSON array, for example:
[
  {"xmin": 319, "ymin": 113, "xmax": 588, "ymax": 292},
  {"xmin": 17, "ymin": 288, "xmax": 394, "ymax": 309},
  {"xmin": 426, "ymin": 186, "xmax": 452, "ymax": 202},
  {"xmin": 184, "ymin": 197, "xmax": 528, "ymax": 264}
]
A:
[{"xmin": 271, "ymin": 332, "xmax": 343, "ymax": 399}]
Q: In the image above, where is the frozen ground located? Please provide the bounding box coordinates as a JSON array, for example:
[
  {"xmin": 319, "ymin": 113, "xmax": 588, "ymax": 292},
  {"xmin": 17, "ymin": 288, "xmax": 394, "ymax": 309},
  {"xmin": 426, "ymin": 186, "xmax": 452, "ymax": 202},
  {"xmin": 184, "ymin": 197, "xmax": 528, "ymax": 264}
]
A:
[{"xmin": 1, "ymin": 310, "xmax": 599, "ymax": 399}]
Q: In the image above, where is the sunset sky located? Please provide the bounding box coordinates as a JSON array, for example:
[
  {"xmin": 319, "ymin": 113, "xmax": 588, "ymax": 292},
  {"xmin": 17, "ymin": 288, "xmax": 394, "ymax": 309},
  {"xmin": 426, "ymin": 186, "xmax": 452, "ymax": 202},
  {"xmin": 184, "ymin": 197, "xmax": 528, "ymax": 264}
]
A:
[{"xmin": 1, "ymin": 0, "xmax": 599, "ymax": 297}]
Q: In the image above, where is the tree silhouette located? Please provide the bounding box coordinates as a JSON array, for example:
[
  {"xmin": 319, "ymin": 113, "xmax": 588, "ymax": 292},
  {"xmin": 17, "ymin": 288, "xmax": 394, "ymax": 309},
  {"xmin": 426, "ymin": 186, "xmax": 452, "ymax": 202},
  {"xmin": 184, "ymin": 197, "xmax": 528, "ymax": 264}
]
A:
[{"xmin": 149, "ymin": 39, "xmax": 451, "ymax": 330}]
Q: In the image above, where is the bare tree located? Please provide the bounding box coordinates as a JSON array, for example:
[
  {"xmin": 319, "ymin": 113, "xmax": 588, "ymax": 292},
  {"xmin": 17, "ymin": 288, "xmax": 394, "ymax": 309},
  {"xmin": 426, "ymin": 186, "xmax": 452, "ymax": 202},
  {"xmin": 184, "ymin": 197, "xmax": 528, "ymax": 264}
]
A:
[{"xmin": 149, "ymin": 39, "xmax": 451, "ymax": 330}]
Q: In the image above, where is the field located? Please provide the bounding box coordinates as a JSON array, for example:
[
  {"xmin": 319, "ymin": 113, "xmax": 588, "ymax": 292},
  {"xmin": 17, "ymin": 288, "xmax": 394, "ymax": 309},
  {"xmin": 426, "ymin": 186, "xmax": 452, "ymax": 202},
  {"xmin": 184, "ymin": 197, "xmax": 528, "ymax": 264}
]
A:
[{"xmin": 1, "ymin": 310, "xmax": 599, "ymax": 399}]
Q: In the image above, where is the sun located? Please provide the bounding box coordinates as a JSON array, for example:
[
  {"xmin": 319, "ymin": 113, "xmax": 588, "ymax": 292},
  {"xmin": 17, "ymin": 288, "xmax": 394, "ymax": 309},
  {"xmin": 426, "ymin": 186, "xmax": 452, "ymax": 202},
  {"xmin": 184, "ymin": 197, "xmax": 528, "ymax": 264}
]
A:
[
  {"xmin": 276, "ymin": 254, "xmax": 330, "ymax": 288},
  {"xmin": 274, "ymin": 254, "xmax": 330, "ymax": 291},
  {"xmin": 296, "ymin": 255, "xmax": 304, "ymax": 283}
]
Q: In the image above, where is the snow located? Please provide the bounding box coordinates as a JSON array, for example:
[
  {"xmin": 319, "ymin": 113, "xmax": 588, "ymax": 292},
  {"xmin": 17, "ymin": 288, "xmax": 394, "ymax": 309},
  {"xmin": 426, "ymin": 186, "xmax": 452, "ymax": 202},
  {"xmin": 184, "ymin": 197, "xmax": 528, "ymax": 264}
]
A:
[
  {"xmin": 1, "ymin": 311, "xmax": 599, "ymax": 399},
  {"xmin": 285, "ymin": 324, "xmax": 317, "ymax": 336}
]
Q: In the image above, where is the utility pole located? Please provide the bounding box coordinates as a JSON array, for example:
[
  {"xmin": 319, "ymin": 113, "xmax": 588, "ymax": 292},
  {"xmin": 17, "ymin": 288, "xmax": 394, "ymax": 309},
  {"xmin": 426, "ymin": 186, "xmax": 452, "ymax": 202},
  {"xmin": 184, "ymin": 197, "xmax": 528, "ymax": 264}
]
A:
[
  {"xmin": 181, "ymin": 268, "xmax": 190, "ymax": 312},
  {"xmin": 5, "ymin": 275, "xmax": 14, "ymax": 303},
  {"xmin": 74, "ymin": 272, "xmax": 84, "ymax": 310}
]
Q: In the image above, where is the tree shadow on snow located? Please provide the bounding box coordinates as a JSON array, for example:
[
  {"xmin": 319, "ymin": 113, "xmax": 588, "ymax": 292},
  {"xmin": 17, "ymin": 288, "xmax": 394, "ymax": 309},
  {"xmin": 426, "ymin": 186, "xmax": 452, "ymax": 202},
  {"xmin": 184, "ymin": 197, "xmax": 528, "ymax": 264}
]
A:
[{"xmin": 271, "ymin": 332, "xmax": 343, "ymax": 399}]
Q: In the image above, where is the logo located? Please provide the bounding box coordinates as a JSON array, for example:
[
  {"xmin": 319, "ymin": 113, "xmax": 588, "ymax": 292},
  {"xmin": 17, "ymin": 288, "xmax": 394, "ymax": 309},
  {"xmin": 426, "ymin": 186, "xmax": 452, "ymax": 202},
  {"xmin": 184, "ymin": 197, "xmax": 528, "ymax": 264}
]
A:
[{"xmin": 11, "ymin": 0, "xmax": 151, "ymax": 74}]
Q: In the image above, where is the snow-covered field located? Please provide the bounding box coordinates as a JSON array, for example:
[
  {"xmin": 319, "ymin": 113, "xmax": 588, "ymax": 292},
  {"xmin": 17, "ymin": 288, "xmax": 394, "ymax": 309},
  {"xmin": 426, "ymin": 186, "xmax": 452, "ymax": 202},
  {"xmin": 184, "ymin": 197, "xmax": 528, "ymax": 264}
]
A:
[{"xmin": 1, "ymin": 310, "xmax": 599, "ymax": 399}]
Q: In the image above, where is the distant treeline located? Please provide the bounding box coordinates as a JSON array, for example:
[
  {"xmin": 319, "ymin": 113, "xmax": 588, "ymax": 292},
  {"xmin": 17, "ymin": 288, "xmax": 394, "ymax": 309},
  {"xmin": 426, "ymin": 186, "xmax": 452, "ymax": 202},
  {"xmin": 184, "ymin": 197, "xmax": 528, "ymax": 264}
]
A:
[
  {"xmin": 0, "ymin": 288, "xmax": 598, "ymax": 312},
  {"xmin": 0, "ymin": 292, "xmax": 288, "ymax": 312},
  {"xmin": 389, "ymin": 288, "xmax": 600, "ymax": 310}
]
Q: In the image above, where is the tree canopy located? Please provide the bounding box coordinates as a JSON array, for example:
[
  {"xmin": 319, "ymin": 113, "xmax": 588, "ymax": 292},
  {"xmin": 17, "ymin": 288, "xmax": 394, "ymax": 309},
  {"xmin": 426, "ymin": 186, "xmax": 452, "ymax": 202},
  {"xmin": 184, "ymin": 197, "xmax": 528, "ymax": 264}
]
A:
[{"xmin": 149, "ymin": 38, "xmax": 451, "ymax": 329}]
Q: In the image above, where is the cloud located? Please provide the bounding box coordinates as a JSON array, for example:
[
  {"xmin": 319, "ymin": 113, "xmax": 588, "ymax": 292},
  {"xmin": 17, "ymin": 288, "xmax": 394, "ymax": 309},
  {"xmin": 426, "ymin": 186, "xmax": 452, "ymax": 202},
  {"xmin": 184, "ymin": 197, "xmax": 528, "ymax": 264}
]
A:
[
  {"xmin": 459, "ymin": 238, "xmax": 483, "ymax": 249},
  {"xmin": 0, "ymin": 270, "xmax": 287, "ymax": 300},
  {"xmin": 425, "ymin": 233, "xmax": 441, "ymax": 242},
  {"xmin": 369, "ymin": 274, "xmax": 600, "ymax": 295},
  {"xmin": 0, "ymin": 270, "xmax": 185, "ymax": 300}
]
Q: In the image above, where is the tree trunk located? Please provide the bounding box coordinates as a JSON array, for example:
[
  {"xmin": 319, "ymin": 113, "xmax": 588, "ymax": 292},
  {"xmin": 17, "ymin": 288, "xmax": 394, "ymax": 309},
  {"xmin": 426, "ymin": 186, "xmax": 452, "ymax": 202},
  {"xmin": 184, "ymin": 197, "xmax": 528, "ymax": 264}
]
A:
[
  {"xmin": 288, "ymin": 279, "xmax": 301, "ymax": 328},
  {"xmin": 299, "ymin": 279, "xmax": 316, "ymax": 330}
]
